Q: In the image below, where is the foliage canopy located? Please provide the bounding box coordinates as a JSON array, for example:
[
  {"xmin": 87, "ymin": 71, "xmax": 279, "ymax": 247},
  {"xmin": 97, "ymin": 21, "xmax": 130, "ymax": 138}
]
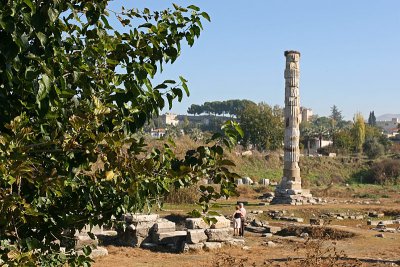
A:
[{"xmin": 0, "ymin": 1, "xmax": 241, "ymax": 265}]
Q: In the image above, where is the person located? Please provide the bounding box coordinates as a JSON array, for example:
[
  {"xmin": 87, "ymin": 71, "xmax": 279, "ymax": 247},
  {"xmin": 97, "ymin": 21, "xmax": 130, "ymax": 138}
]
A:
[
  {"xmin": 239, "ymin": 202, "xmax": 246, "ymax": 237},
  {"xmin": 232, "ymin": 205, "xmax": 242, "ymax": 236}
]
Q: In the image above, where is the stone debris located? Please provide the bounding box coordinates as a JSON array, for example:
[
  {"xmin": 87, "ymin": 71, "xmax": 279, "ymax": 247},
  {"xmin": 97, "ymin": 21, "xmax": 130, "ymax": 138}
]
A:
[
  {"xmin": 154, "ymin": 231, "xmax": 187, "ymax": 245},
  {"xmin": 268, "ymin": 210, "xmax": 304, "ymax": 223},
  {"xmin": 186, "ymin": 218, "xmax": 209, "ymax": 230},
  {"xmin": 235, "ymin": 179, "xmax": 243, "ymax": 185},
  {"xmin": 262, "ymin": 233, "xmax": 273, "ymax": 238},
  {"xmin": 63, "ymin": 227, "xmax": 108, "ymax": 258},
  {"xmin": 204, "ymin": 242, "xmax": 223, "ymax": 251},
  {"xmin": 115, "ymin": 214, "xmax": 243, "ymax": 253},
  {"xmin": 260, "ymin": 178, "xmax": 270, "ymax": 186},
  {"xmin": 369, "ymin": 211, "xmax": 385, "ymax": 218},
  {"xmin": 310, "ymin": 218, "xmax": 324, "ymax": 226},
  {"xmin": 265, "ymin": 241, "xmax": 277, "ymax": 247},
  {"xmin": 300, "ymin": 232, "xmax": 309, "ymax": 238},
  {"xmin": 187, "ymin": 229, "xmax": 208, "ymax": 244},
  {"xmin": 258, "ymin": 192, "xmax": 275, "ymax": 203},
  {"xmin": 205, "ymin": 228, "xmax": 233, "ymax": 242},
  {"xmin": 224, "ymin": 238, "xmax": 246, "ymax": 247},
  {"xmin": 182, "ymin": 242, "xmax": 204, "ymax": 252},
  {"xmin": 264, "ymin": 226, "xmax": 282, "ymax": 234},
  {"xmin": 367, "ymin": 219, "xmax": 400, "ymax": 226},
  {"xmin": 250, "ymin": 210, "xmax": 264, "ymax": 215},
  {"xmin": 242, "ymin": 176, "xmax": 254, "ymax": 185},
  {"xmin": 320, "ymin": 212, "xmax": 365, "ymax": 220}
]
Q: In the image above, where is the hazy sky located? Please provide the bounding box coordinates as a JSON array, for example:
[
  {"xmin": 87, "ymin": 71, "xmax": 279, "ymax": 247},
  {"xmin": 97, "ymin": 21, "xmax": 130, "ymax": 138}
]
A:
[{"xmin": 109, "ymin": 1, "xmax": 400, "ymax": 120}]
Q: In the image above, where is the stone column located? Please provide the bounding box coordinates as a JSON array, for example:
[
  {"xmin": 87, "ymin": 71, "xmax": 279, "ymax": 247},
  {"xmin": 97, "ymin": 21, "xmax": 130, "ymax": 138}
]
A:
[
  {"xmin": 282, "ymin": 50, "xmax": 302, "ymax": 192},
  {"xmin": 272, "ymin": 50, "xmax": 313, "ymax": 205}
]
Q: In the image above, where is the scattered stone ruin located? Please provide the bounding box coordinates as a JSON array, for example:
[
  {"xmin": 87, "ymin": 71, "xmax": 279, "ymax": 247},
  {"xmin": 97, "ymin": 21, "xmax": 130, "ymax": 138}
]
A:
[{"xmin": 115, "ymin": 213, "xmax": 245, "ymax": 253}]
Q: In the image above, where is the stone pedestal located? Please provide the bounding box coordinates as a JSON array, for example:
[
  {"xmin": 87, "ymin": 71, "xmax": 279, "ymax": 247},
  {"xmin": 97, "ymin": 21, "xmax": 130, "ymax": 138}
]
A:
[{"xmin": 272, "ymin": 50, "xmax": 314, "ymax": 205}]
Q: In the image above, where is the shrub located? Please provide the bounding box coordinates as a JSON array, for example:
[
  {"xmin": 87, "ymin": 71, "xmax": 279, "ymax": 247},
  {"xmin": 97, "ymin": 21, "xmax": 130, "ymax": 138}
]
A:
[
  {"xmin": 364, "ymin": 159, "xmax": 400, "ymax": 184},
  {"xmin": 164, "ymin": 186, "xmax": 200, "ymax": 204},
  {"xmin": 363, "ymin": 138, "xmax": 385, "ymax": 159}
]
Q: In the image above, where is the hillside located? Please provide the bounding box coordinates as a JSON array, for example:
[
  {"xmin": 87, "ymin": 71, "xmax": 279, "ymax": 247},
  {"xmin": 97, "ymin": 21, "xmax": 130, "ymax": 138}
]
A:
[
  {"xmin": 377, "ymin": 113, "xmax": 400, "ymax": 121},
  {"xmin": 147, "ymin": 136, "xmax": 367, "ymax": 186}
]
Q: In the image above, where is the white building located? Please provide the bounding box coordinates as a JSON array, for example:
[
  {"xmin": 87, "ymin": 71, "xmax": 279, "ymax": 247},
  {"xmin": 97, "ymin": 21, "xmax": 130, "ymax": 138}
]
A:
[
  {"xmin": 164, "ymin": 113, "xmax": 179, "ymax": 126},
  {"xmin": 150, "ymin": 128, "xmax": 166, "ymax": 138},
  {"xmin": 376, "ymin": 118, "xmax": 399, "ymax": 135},
  {"xmin": 300, "ymin": 107, "xmax": 313, "ymax": 123}
]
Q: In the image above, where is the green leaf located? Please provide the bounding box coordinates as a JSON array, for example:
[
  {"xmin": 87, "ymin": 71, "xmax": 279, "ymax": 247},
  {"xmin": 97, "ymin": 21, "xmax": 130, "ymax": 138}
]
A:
[
  {"xmin": 172, "ymin": 88, "xmax": 183, "ymax": 102},
  {"xmin": 201, "ymin": 12, "xmax": 211, "ymax": 22},
  {"xmin": 48, "ymin": 8, "xmax": 58, "ymax": 23},
  {"xmin": 36, "ymin": 32, "xmax": 47, "ymax": 46},
  {"xmin": 23, "ymin": 0, "xmax": 35, "ymax": 12},
  {"xmin": 179, "ymin": 76, "xmax": 189, "ymax": 97},
  {"xmin": 207, "ymin": 211, "xmax": 220, "ymax": 216},
  {"xmin": 82, "ymin": 246, "xmax": 92, "ymax": 256},
  {"xmin": 187, "ymin": 5, "xmax": 200, "ymax": 11},
  {"xmin": 187, "ymin": 209, "xmax": 202, "ymax": 218}
]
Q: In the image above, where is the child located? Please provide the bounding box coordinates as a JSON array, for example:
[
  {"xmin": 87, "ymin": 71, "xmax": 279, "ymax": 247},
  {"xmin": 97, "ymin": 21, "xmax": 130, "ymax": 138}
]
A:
[{"xmin": 233, "ymin": 205, "xmax": 242, "ymax": 237}]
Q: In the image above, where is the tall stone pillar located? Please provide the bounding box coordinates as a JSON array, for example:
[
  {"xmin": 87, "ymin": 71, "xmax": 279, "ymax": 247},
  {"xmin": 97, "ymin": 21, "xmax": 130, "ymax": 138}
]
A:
[
  {"xmin": 272, "ymin": 50, "xmax": 313, "ymax": 205},
  {"xmin": 283, "ymin": 50, "xmax": 302, "ymax": 191}
]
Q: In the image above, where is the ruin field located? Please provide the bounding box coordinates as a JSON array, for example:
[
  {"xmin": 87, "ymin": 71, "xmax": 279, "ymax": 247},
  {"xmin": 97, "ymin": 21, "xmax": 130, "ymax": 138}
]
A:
[{"xmin": 93, "ymin": 186, "xmax": 400, "ymax": 267}]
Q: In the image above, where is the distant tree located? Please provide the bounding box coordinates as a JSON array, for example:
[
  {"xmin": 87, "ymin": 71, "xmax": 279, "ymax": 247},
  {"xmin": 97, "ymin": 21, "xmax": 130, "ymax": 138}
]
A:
[
  {"xmin": 368, "ymin": 111, "xmax": 377, "ymax": 126},
  {"xmin": 330, "ymin": 105, "xmax": 344, "ymax": 128},
  {"xmin": 333, "ymin": 129, "xmax": 354, "ymax": 154},
  {"xmin": 352, "ymin": 113, "xmax": 366, "ymax": 153},
  {"xmin": 313, "ymin": 116, "xmax": 332, "ymax": 129},
  {"xmin": 363, "ymin": 138, "xmax": 384, "ymax": 159},
  {"xmin": 300, "ymin": 124, "xmax": 315, "ymax": 155},
  {"xmin": 315, "ymin": 126, "xmax": 330, "ymax": 149},
  {"xmin": 187, "ymin": 104, "xmax": 203, "ymax": 116},
  {"xmin": 239, "ymin": 102, "xmax": 283, "ymax": 151}
]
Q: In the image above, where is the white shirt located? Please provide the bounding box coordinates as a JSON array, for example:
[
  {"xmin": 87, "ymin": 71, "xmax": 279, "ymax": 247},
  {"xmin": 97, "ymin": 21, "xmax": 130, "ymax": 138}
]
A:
[{"xmin": 240, "ymin": 207, "xmax": 246, "ymax": 218}]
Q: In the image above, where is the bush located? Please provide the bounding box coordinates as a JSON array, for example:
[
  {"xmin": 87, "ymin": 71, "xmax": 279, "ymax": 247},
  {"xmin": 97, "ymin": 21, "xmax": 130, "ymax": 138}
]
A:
[
  {"xmin": 164, "ymin": 186, "xmax": 200, "ymax": 204},
  {"xmin": 363, "ymin": 138, "xmax": 385, "ymax": 159},
  {"xmin": 364, "ymin": 159, "xmax": 400, "ymax": 184}
]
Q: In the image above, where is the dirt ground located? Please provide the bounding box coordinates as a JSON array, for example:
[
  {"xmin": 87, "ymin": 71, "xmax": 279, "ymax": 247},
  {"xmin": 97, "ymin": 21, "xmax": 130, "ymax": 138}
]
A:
[{"xmin": 93, "ymin": 192, "xmax": 400, "ymax": 267}]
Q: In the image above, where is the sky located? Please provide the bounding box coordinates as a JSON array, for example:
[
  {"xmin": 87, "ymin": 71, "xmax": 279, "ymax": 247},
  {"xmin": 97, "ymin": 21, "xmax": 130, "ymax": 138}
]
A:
[{"xmin": 108, "ymin": 1, "xmax": 400, "ymax": 120}]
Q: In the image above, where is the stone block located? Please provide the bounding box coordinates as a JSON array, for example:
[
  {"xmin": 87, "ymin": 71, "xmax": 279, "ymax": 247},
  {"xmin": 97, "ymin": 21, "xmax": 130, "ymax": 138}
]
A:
[
  {"xmin": 75, "ymin": 235, "xmax": 98, "ymax": 250},
  {"xmin": 77, "ymin": 246, "xmax": 108, "ymax": 258},
  {"xmin": 204, "ymin": 242, "xmax": 222, "ymax": 251},
  {"xmin": 205, "ymin": 228, "xmax": 233, "ymax": 242},
  {"xmin": 123, "ymin": 214, "xmax": 159, "ymax": 223},
  {"xmin": 210, "ymin": 216, "xmax": 231, "ymax": 229},
  {"xmin": 187, "ymin": 229, "xmax": 207, "ymax": 244},
  {"xmin": 186, "ymin": 218, "xmax": 209, "ymax": 229},
  {"xmin": 262, "ymin": 233, "xmax": 273, "ymax": 238},
  {"xmin": 154, "ymin": 231, "xmax": 187, "ymax": 245},
  {"xmin": 235, "ymin": 179, "xmax": 243, "ymax": 185},
  {"xmin": 182, "ymin": 242, "xmax": 204, "ymax": 253},
  {"xmin": 242, "ymin": 177, "xmax": 253, "ymax": 185},
  {"xmin": 153, "ymin": 219, "xmax": 176, "ymax": 233},
  {"xmin": 224, "ymin": 238, "xmax": 245, "ymax": 247},
  {"xmin": 264, "ymin": 226, "xmax": 281, "ymax": 234},
  {"xmin": 310, "ymin": 218, "xmax": 324, "ymax": 226}
]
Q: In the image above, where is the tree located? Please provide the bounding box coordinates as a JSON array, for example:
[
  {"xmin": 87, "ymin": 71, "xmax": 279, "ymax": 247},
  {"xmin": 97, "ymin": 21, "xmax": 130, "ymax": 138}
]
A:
[
  {"xmin": 363, "ymin": 138, "xmax": 384, "ymax": 159},
  {"xmin": 0, "ymin": 2, "xmax": 241, "ymax": 265},
  {"xmin": 239, "ymin": 102, "xmax": 283, "ymax": 151},
  {"xmin": 329, "ymin": 105, "xmax": 344, "ymax": 128},
  {"xmin": 333, "ymin": 129, "xmax": 354, "ymax": 154},
  {"xmin": 352, "ymin": 113, "xmax": 366, "ymax": 153},
  {"xmin": 368, "ymin": 111, "xmax": 377, "ymax": 126},
  {"xmin": 187, "ymin": 104, "xmax": 203, "ymax": 116}
]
